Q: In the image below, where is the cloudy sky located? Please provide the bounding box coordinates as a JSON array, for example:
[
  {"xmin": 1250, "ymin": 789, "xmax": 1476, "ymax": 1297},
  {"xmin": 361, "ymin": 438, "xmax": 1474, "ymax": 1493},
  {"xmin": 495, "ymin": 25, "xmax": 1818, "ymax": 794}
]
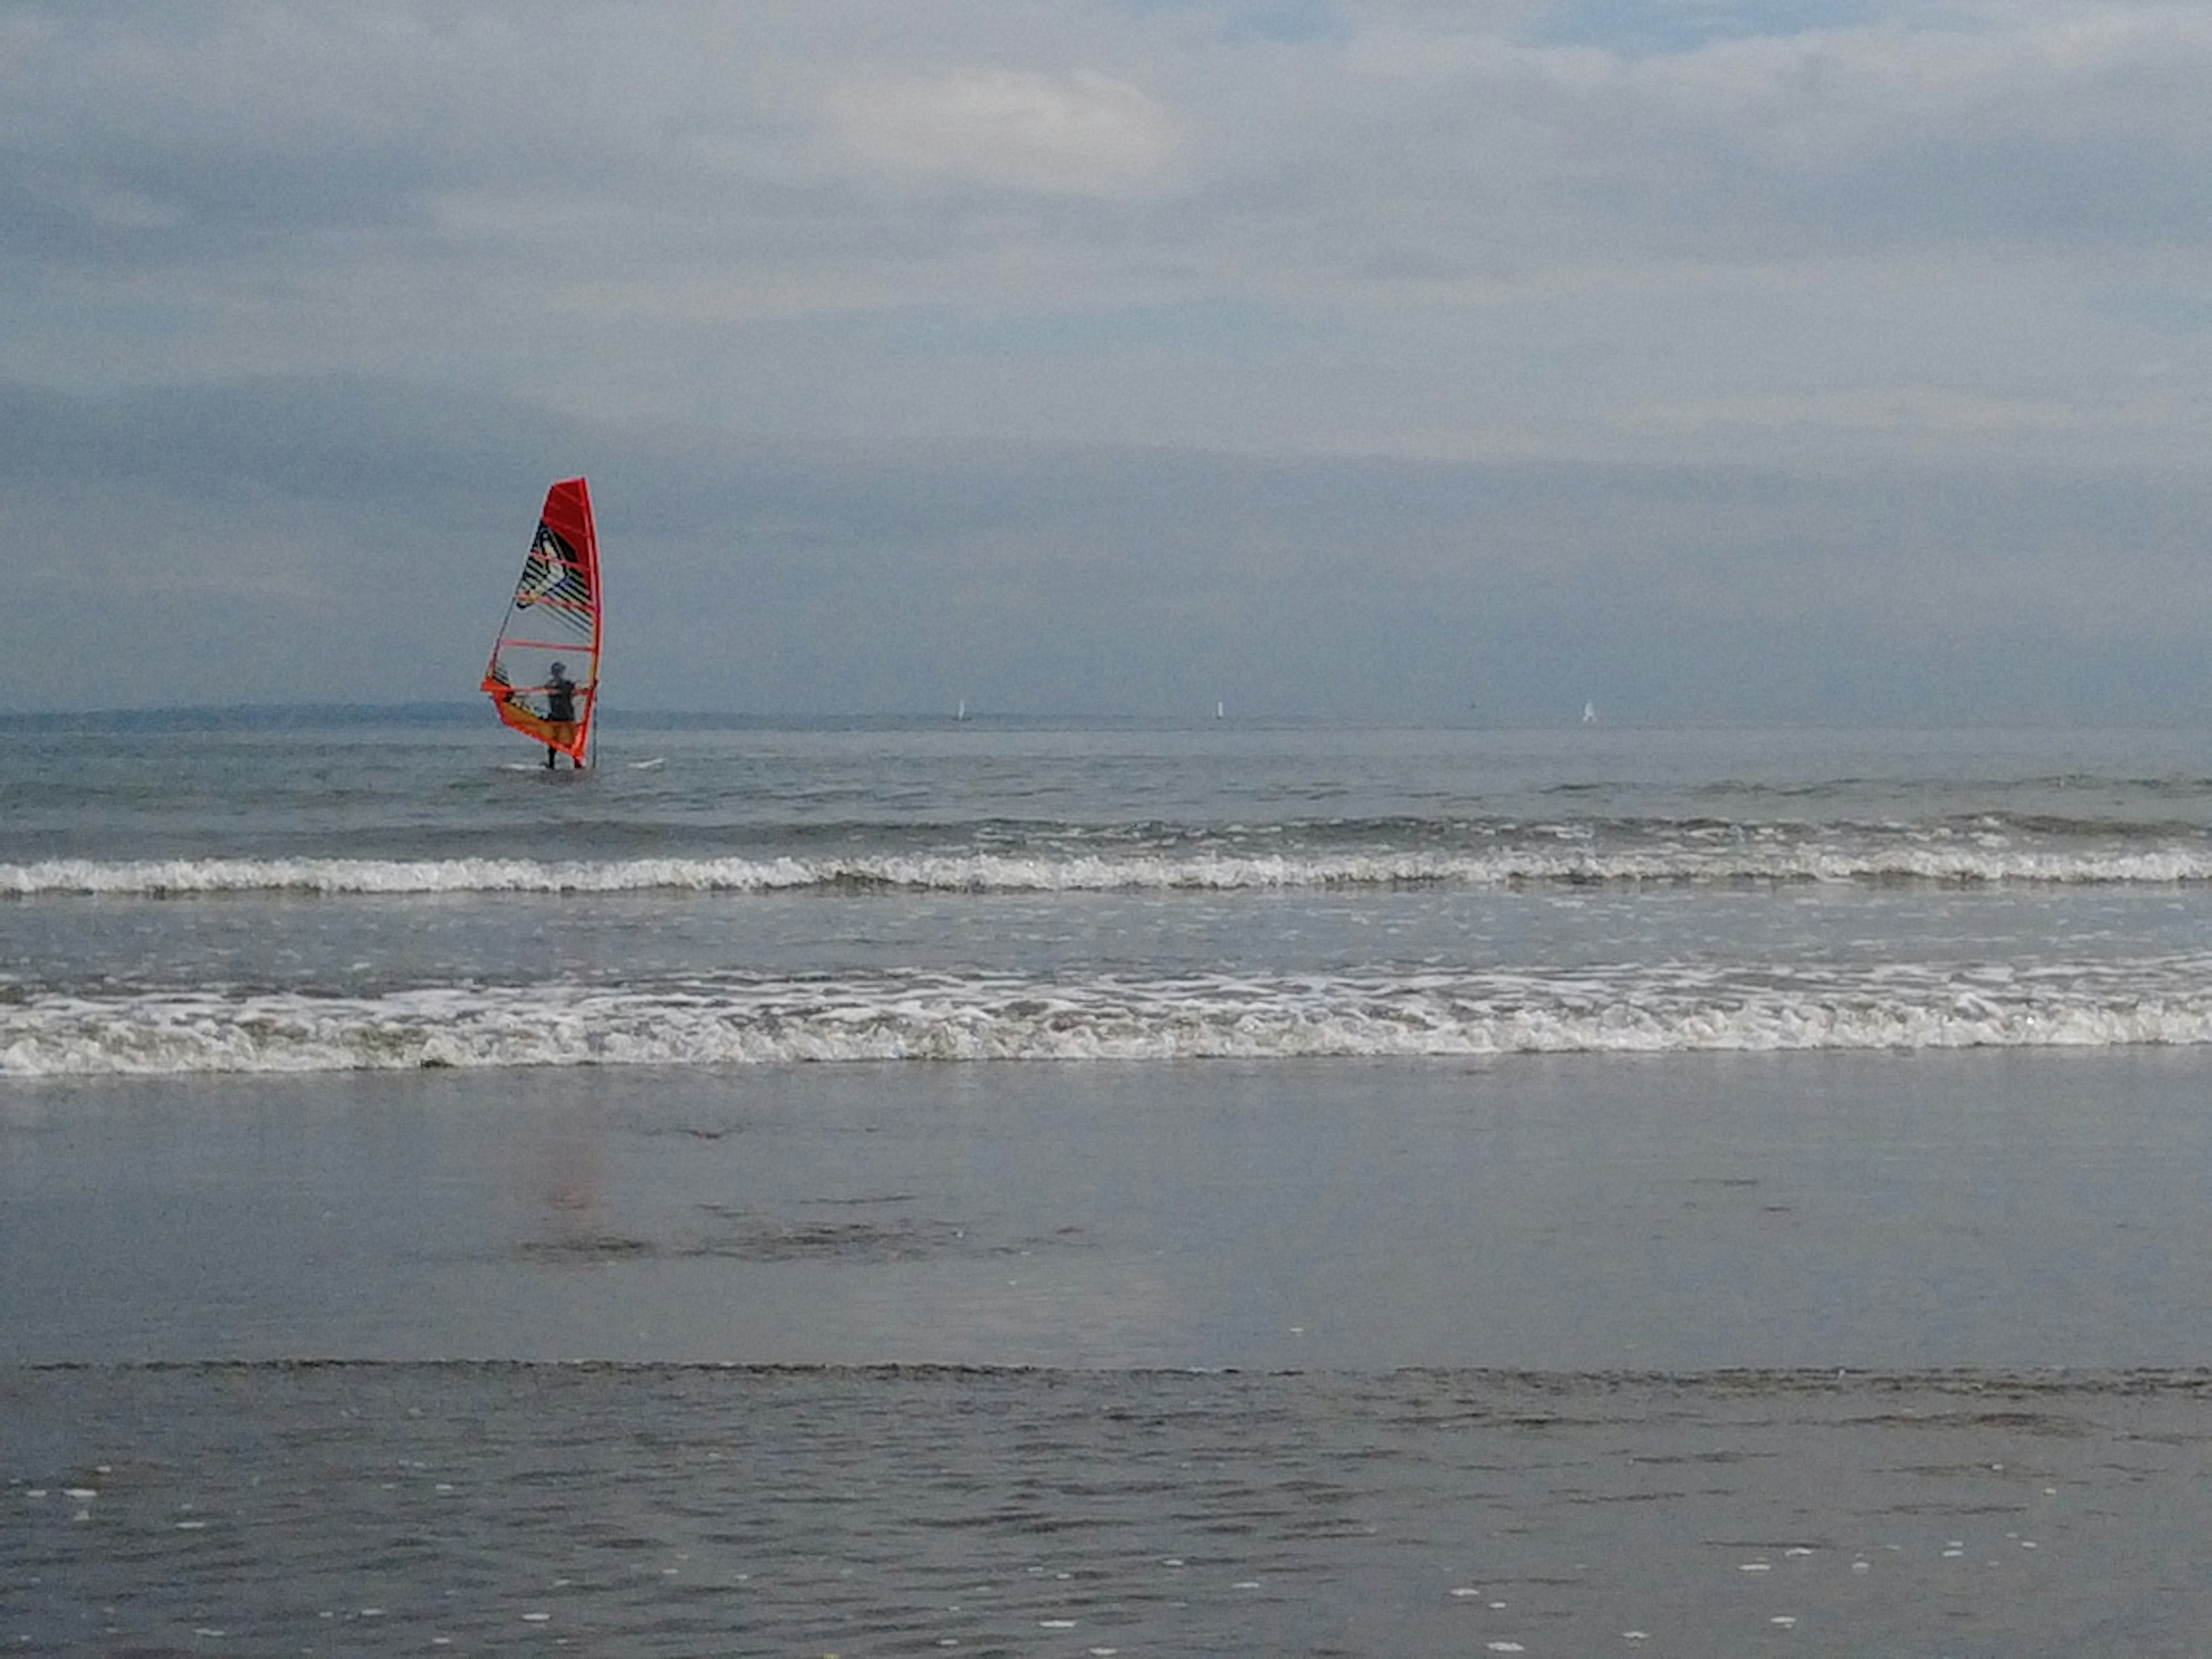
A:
[{"xmin": 6, "ymin": 0, "xmax": 2210, "ymax": 720}]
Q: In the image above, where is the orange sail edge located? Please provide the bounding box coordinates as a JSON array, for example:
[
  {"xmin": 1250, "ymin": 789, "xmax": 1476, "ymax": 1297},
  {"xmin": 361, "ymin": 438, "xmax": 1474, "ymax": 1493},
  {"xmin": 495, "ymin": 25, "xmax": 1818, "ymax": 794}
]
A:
[
  {"xmin": 491, "ymin": 695, "xmax": 594, "ymax": 762},
  {"xmin": 483, "ymin": 476, "xmax": 603, "ymax": 766}
]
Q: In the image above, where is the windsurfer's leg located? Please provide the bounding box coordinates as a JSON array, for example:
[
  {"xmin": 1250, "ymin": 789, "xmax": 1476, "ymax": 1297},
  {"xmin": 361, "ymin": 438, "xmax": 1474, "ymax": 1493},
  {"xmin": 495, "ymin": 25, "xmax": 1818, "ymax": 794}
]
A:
[{"xmin": 545, "ymin": 745, "xmax": 556, "ymax": 768}]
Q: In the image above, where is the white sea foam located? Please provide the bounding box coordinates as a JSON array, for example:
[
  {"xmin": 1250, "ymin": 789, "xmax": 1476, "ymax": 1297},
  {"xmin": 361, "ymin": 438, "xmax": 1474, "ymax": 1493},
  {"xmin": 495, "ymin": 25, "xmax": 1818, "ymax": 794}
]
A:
[
  {"xmin": 7, "ymin": 959, "xmax": 2212, "ymax": 1076},
  {"xmin": 6, "ymin": 842, "xmax": 2212, "ymax": 898}
]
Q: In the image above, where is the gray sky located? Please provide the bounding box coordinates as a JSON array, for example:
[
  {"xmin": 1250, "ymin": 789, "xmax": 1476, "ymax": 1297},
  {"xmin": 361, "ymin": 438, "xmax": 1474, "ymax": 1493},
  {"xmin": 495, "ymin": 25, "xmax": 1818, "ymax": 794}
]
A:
[{"xmin": 6, "ymin": 0, "xmax": 2211, "ymax": 719}]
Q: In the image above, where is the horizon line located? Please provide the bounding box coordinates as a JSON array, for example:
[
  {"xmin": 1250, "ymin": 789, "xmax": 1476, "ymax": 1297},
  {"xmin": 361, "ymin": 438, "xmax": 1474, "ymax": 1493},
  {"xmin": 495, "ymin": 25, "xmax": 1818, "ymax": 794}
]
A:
[{"xmin": 5, "ymin": 702, "xmax": 2211, "ymax": 736}]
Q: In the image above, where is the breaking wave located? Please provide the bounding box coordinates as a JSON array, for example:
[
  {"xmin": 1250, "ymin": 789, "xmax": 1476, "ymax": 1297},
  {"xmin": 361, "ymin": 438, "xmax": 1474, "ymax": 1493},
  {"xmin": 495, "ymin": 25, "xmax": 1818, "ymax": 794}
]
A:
[
  {"xmin": 9, "ymin": 843, "xmax": 2212, "ymax": 897},
  {"xmin": 9, "ymin": 960, "xmax": 2212, "ymax": 1076}
]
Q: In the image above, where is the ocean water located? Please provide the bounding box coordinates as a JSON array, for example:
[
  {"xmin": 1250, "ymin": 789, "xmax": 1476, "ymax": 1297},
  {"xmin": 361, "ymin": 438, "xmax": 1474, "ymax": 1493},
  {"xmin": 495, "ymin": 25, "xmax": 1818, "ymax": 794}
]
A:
[
  {"xmin": 6, "ymin": 715, "xmax": 2212, "ymax": 1080},
  {"xmin": 14, "ymin": 715, "xmax": 2212, "ymax": 1654},
  {"xmin": 16, "ymin": 1363, "xmax": 2212, "ymax": 1657},
  {"xmin": 7, "ymin": 717, "xmax": 2212, "ymax": 1076}
]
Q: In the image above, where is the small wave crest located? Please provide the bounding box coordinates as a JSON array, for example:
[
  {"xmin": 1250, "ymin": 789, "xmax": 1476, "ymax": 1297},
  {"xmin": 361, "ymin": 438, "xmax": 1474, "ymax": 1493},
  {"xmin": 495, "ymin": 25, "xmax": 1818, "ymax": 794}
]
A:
[
  {"xmin": 9, "ymin": 842, "xmax": 2212, "ymax": 898},
  {"xmin": 9, "ymin": 961, "xmax": 2212, "ymax": 1076}
]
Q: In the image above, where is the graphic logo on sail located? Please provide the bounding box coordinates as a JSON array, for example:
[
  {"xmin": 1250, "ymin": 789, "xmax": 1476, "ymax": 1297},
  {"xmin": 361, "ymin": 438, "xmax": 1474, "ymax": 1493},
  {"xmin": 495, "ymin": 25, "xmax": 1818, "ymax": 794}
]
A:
[{"xmin": 516, "ymin": 524, "xmax": 592, "ymax": 623}]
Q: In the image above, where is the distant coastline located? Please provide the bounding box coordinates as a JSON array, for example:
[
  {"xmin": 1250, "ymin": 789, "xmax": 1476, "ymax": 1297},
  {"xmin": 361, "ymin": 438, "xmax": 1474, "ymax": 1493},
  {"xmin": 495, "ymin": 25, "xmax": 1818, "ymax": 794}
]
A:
[
  {"xmin": 0, "ymin": 703, "xmax": 489, "ymax": 733},
  {"xmin": 0, "ymin": 704, "xmax": 1247, "ymax": 734},
  {"xmin": 7, "ymin": 705, "xmax": 2212, "ymax": 734}
]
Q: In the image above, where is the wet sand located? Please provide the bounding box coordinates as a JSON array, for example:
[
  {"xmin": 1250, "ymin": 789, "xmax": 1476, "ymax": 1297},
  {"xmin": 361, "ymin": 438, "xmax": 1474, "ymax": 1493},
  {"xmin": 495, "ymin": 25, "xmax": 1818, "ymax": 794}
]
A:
[
  {"xmin": 9, "ymin": 1051, "xmax": 2212, "ymax": 1652},
  {"xmin": 7, "ymin": 1051, "xmax": 2212, "ymax": 1368}
]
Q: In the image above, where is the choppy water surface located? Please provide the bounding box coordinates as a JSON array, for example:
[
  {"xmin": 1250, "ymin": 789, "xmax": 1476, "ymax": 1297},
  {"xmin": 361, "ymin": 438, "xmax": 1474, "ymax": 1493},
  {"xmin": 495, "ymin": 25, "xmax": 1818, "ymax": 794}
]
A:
[{"xmin": 6, "ymin": 717, "xmax": 2212, "ymax": 1074}]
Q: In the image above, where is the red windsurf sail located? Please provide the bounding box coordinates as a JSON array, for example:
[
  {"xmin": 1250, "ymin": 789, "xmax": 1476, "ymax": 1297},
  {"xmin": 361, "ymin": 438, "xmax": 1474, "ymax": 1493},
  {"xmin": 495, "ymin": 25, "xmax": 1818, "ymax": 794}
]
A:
[{"xmin": 482, "ymin": 478, "xmax": 602, "ymax": 766}]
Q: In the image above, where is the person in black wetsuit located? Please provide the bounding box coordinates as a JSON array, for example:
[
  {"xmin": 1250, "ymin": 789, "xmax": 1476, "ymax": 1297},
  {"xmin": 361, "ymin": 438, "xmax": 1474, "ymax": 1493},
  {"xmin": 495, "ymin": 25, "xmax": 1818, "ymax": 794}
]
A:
[{"xmin": 540, "ymin": 661, "xmax": 579, "ymax": 768}]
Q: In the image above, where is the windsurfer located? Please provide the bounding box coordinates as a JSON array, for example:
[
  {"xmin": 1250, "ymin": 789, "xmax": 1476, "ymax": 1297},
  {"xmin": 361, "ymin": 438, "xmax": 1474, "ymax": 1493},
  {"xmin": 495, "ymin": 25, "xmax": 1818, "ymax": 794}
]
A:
[
  {"xmin": 539, "ymin": 661, "xmax": 581, "ymax": 768},
  {"xmin": 486, "ymin": 479, "xmax": 601, "ymax": 770}
]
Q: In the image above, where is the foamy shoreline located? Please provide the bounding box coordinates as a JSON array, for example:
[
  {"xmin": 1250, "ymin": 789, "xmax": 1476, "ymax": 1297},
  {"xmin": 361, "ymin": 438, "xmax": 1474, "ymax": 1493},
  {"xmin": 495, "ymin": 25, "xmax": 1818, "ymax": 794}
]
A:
[{"xmin": 10, "ymin": 840, "xmax": 2212, "ymax": 898}]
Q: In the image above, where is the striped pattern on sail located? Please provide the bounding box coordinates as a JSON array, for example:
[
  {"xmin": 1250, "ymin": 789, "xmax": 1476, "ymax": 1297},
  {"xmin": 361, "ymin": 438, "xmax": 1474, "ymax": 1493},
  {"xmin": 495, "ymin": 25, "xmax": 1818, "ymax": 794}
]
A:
[{"xmin": 482, "ymin": 478, "xmax": 601, "ymax": 764}]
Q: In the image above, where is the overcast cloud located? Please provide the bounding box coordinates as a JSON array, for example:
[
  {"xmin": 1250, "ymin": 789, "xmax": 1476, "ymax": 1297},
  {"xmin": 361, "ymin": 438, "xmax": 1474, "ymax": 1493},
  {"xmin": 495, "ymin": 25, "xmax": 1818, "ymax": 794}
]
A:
[{"xmin": 5, "ymin": 0, "xmax": 2210, "ymax": 719}]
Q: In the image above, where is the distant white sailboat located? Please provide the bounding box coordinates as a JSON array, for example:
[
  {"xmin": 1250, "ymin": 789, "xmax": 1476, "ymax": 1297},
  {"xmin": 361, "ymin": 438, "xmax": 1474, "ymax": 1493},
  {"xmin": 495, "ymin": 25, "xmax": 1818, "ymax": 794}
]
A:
[
  {"xmin": 1216, "ymin": 700, "xmax": 1225, "ymax": 720},
  {"xmin": 956, "ymin": 699, "xmax": 967, "ymax": 722},
  {"xmin": 1582, "ymin": 700, "xmax": 1597, "ymax": 725}
]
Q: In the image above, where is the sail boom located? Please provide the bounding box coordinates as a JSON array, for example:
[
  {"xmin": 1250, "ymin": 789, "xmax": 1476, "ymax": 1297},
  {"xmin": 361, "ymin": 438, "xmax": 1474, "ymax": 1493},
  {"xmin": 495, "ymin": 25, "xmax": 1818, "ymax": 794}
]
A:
[{"xmin": 494, "ymin": 635, "xmax": 597, "ymax": 654}]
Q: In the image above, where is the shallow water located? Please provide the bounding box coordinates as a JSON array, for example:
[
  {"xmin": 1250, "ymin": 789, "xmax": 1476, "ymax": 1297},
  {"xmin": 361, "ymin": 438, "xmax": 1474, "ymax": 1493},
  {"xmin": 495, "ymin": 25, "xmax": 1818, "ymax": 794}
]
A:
[
  {"xmin": 7, "ymin": 1051, "xmax": 2212, "ymax": 1370},
  {"xmin": 10, "ymin": 1363, "xmax": 2212, "ymax": 1657}
]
